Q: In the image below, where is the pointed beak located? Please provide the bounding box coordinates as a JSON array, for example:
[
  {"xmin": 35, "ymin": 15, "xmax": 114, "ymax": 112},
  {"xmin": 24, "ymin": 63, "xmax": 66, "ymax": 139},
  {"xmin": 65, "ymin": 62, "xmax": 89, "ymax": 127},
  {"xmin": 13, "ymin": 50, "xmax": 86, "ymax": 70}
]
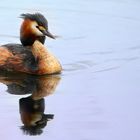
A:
[{"xmin": 42, "ymin": 30, "xmax": 55, "ymax": 39}]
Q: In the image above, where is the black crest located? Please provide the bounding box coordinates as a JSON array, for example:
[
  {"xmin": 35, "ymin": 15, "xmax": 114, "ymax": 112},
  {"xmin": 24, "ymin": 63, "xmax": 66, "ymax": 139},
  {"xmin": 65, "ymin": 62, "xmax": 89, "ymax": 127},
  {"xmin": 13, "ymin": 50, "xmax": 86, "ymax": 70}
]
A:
[{"xmin": 20, "ymin": 13, "xmax": 48, "ymax": 29}]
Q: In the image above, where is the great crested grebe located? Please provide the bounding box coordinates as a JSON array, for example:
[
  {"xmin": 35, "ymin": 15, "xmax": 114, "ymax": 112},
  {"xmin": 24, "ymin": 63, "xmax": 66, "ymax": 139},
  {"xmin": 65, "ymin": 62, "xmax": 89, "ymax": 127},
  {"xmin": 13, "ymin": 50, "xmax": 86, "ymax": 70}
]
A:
[{"xmin": 0, "ymin": 13, "xmax": 62, "ymax": 75}]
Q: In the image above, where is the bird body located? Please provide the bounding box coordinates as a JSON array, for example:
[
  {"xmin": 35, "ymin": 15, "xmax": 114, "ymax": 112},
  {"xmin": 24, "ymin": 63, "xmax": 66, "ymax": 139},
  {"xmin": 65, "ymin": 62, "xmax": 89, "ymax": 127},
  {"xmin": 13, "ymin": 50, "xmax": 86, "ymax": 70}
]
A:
[
  {"xmin": 0, "ymin": 13, "xmax": 62, "ymax": 75},
  {"xmin": 0, "ymin": 41, "xmax": 62, "ymax": 75}
]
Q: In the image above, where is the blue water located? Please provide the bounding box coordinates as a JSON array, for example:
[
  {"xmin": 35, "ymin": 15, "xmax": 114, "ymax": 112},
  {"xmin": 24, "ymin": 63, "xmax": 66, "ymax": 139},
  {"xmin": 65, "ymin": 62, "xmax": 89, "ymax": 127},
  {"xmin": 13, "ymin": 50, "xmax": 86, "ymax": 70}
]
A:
[{"xmin": 0, "ymin": 0, "xmax": 140, "ymax": 140}]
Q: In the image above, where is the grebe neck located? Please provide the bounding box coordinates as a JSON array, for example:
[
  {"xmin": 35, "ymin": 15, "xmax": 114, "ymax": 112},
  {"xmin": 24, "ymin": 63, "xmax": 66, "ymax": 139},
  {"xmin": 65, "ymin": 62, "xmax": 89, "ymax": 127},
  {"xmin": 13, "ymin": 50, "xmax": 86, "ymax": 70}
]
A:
[
  {"xmin": 20, "ymin": 35, "xmax": 46, "ymax": 46},
  {"xmin": 31, "ymin": 40, "xmax": 62, "ymax": 75}
]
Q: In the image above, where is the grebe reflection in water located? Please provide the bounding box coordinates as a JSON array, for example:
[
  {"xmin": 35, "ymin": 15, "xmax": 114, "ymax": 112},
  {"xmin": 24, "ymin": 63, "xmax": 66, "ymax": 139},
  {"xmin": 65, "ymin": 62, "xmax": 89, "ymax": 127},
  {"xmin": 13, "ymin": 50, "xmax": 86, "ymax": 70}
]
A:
[{"xmin": 0, "ymin": 73, "xmax": 61, "ymax": 135}]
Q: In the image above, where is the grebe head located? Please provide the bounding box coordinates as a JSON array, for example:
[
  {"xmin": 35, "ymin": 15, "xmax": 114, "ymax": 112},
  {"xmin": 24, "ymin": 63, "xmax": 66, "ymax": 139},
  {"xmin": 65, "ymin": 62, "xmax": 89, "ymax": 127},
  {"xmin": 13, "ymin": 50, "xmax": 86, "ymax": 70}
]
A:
[{"xmin": 20, "ymin": 13, "xmax": 55, "ymax": 46}]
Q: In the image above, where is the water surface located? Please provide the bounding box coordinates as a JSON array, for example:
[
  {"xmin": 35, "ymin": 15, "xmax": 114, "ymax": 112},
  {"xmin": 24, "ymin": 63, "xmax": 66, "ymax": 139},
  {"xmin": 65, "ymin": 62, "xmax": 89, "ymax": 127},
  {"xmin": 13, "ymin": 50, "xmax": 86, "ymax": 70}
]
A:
[{"xmin": 0, "ymin": 0, "xmax": 140, "ymax": 140}]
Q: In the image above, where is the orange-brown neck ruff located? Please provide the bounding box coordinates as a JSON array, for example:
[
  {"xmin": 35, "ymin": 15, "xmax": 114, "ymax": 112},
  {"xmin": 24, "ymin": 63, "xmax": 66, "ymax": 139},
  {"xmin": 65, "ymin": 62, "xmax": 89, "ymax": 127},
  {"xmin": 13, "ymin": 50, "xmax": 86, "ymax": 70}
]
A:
[
  {"xmin": 20, "ymin": 19, "xmax": 45, "ymax": 46},
  {"xmin": 31, "ymin": 40, "xmax": 62, "ymax": 75}
]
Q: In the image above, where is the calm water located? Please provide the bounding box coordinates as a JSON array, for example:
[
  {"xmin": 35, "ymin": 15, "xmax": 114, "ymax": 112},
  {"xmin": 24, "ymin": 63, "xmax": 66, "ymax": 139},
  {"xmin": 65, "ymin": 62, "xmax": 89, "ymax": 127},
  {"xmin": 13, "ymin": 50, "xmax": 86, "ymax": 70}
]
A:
[{"xmin": 0, "ymin": 0, "xmax": 140, "ymax": 140}]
